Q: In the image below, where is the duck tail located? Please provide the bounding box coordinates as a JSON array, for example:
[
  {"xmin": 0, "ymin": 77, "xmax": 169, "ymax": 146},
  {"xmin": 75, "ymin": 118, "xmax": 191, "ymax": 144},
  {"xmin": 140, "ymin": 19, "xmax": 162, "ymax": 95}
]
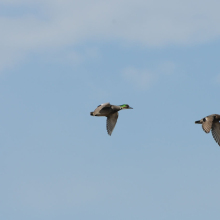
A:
[{"xmin": 90, "ymin": 112, "xmax": 94, "ymax": 116}]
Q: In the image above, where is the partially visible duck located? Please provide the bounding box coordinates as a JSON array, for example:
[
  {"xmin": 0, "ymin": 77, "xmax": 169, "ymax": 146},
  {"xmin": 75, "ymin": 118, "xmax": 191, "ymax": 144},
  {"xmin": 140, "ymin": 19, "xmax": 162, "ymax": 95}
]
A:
[{"xmin": 195, "ymin": 114, "xmax": 220, "ymax": 146}]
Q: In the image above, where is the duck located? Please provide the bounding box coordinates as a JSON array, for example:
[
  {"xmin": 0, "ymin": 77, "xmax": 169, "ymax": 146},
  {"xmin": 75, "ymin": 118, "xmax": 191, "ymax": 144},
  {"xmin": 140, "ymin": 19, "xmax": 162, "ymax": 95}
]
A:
[
  {"xmin": 195, "ymin": 114, "xmax": 220, "ymax": 146},
  {"xmin": 90, "ymin": 102, "xmax": 133, "ymax": 135}
]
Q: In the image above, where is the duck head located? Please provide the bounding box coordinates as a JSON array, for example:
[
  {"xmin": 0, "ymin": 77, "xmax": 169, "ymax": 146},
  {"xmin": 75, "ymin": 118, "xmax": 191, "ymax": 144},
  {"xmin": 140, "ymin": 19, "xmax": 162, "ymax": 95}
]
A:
[{"xmin": 119, "ymin": 104, "xmax": 133, "ymax": 110}]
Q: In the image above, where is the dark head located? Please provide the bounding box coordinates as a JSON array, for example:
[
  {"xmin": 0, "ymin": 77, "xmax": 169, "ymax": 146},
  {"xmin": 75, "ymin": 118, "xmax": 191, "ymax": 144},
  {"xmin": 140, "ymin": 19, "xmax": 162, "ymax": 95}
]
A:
[{"xmin": 119, "ymin": 104, "xmax": 133, "ymax": 110}]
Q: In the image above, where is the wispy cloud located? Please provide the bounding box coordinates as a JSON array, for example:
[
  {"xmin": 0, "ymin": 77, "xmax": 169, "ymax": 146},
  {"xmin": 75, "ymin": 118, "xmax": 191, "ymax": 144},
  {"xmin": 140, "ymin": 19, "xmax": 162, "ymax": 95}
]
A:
[
  {"xmin": 213, "ymin": 74, "xmax": 220, "ymax": 84},
  {"xmin": 41, "ymin": 46, "xmax": 101, "ymax": 66},
  {"xmin": 157, "ymin": 61, "xmax": 176, "ymax": 75},
  {"xmin": 6, "ymin": 177, "xmax": 103, "ymax": 211},
  {"xmin": 122, "ymin": 61, "xmax": 176, "ymax": 89},
  {"xmin": 1, "ymin": 0, "xmax": 220, "ymax": 71},
  {"xmin": 122, "ymin": 67, "xmax": 157, "ymax": 89}
]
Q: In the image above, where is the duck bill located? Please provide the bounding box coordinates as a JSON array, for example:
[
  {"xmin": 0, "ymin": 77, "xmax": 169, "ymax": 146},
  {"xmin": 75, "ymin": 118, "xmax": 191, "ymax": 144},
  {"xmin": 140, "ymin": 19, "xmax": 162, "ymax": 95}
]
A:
[
  {"xmin": 195, "ymin": 120, "xmax": 202, "ymax": 124},
  {"xmin": 128, "ymin": 107, "xmax": 133, "ymax": 109}
]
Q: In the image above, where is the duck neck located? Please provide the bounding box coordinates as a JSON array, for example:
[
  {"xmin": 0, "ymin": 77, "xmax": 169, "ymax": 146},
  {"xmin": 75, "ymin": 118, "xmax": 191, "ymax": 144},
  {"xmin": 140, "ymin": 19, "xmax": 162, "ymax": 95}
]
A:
[{"xmin": 111, "ymin": 105, "xmax": 122, "ymax": 111}]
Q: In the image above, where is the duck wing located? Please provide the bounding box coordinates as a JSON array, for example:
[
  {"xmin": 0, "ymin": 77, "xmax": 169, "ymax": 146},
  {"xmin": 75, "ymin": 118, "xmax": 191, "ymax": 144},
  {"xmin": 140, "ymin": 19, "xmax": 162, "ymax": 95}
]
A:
[
  {"xmin": 202, "ymin": 116, "xmax": 214, "ymax": 133},
  {"xmin": 97, "ymin": 102, "xmax": 111, "ymax": 108},
  {"xmin": 106, "ymin": 112, "xmax": 118, "ymax": 136},
  {"xmin": 211, "ymin": 121, "xmax": 220, "ymax": 146},
  {"xmin": 93, "ymin": 103, "xmax": 111, "ymax": 116}
]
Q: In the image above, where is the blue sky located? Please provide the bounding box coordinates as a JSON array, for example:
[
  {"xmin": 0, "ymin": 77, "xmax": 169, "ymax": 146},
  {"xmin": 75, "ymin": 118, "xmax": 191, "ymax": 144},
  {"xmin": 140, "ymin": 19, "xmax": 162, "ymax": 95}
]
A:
[{"xmin": 1, "ymin": 1, "xmax": 220, "ymax": 220}]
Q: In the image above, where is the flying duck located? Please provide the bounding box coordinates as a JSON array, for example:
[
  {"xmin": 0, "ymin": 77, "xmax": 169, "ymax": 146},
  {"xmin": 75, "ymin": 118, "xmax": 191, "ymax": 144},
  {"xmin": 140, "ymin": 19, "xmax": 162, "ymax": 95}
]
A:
[
  {"xmin": 195, "ymin": 114, "xmax": 220, "ymax": 146},
  {"xmin": 90, "ymin": 102, "xmax": 133, "ymax": 135}
]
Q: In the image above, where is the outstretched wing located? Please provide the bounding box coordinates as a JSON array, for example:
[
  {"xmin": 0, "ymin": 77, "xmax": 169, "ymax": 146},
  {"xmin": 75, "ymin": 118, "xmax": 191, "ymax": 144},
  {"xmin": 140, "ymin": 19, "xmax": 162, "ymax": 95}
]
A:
[
  {"xmin": 211, "ymin": 121, "xmax": 220, "ymax": 146},
  {"xmin": 106, "ymin": 112, "xmax": 118, "ymax": 136},
  {"xmin": 202, "ymin": 116, "xmax": 214, "ymax": 133},
  {"xmin": 97, "ymin": 102, "xmax": 110, "ymax": 108},
  {"xmin": 93, "ymin": 103, "xmax": 111, "ymax": 116}
]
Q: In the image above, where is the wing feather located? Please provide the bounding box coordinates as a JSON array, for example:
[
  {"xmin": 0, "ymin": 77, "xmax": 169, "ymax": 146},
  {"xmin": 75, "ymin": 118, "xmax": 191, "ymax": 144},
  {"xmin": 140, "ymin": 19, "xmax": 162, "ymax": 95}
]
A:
[
  {"xmin": 211, "ymin": 121, "xmax": 220, "ymax": 146},
  {"xmin": 93, "ymin": 103, "xmax": 111, "ymax": 116},
  {"xmin": 202, "ymin": 116, "xmax": 213, "ymax": 133},
  {"xmin": 106, "ymin": 112, "xmax": 118, "ymax": 136},
  {"xmin": 97, "ymin": 102, "xmax": 110, "ymax": 107}
]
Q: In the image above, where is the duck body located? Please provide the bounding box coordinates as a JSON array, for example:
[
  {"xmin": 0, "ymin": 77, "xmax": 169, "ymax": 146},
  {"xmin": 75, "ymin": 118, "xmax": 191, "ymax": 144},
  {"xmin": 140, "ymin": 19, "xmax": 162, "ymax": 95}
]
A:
[
  {"xmin": 90, "ymin": 103, "xmax": 121, "ymax": 117},
  {"xmin": 90, "ymin": 102, "xmax": 132, "ymax": 136},
  {"xmin": 195, "ymin": 114, "xmax": 220, "ymax": 146}
]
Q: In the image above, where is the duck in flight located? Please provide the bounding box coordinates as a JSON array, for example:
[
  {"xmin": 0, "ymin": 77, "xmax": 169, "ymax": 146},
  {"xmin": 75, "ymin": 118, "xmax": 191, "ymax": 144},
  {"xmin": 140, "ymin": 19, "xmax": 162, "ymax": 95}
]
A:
[
  {"xmin": 195, "ymin": 114, "xmax": 220, "ymax": 146},
  {"xmin": 90, "ymin": 103, "xmax": 133, "ymax": 135}
]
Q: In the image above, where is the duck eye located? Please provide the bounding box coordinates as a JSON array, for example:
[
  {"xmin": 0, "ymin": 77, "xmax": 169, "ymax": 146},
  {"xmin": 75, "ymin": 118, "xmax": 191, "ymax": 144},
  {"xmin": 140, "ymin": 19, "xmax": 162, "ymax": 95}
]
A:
[{"xmin": 203, "ymin": 118, "xmax": 206, "ymax": 122}]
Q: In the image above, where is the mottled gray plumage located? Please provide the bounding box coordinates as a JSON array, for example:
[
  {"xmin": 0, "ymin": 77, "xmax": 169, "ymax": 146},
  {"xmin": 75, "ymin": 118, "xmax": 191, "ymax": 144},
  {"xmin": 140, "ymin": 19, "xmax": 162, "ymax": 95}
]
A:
[
  {"xmin": 195, "ymin": 114, "xmax": 220, "ymax": 146},
  {"xmin": 90, "ymin": 102, "xmax": 133, "ymax": 136}
]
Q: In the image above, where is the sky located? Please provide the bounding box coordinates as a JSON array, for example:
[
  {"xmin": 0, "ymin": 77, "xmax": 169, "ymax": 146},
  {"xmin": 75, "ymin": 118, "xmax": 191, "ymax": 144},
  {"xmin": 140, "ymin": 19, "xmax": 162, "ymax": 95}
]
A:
[{"xmin": 1, "ymin": 1, "xmax": 220, "ymax": 219}]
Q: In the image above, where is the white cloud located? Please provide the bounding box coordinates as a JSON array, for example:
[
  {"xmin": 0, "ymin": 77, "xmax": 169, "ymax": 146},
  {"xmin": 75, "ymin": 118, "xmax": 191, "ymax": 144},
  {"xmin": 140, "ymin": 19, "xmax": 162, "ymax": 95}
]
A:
[
  {"xmin": 1, "ymin": 0, "xmax": 220, "ymax": 71},
  {"xmin": 214, "ymin": 74, "xmax": 220, "ymax": 84},
  {"xmin": 122, "ymin": 61, "xmax": 176, "ymax": 89},
  {"xmin": 7, "ymin": 177, "xmax": 102, "ymax": 211},
  {"xmin": 122, "ymin": 67, "xmax": 157, "ymax": 89},
  {"xmin": 157, "ymin": 61, "xmax": 176, "ymax": 75},
  {"xmin": 41, "ymin": 46, "xmax": 101, "ymax": 66}
]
